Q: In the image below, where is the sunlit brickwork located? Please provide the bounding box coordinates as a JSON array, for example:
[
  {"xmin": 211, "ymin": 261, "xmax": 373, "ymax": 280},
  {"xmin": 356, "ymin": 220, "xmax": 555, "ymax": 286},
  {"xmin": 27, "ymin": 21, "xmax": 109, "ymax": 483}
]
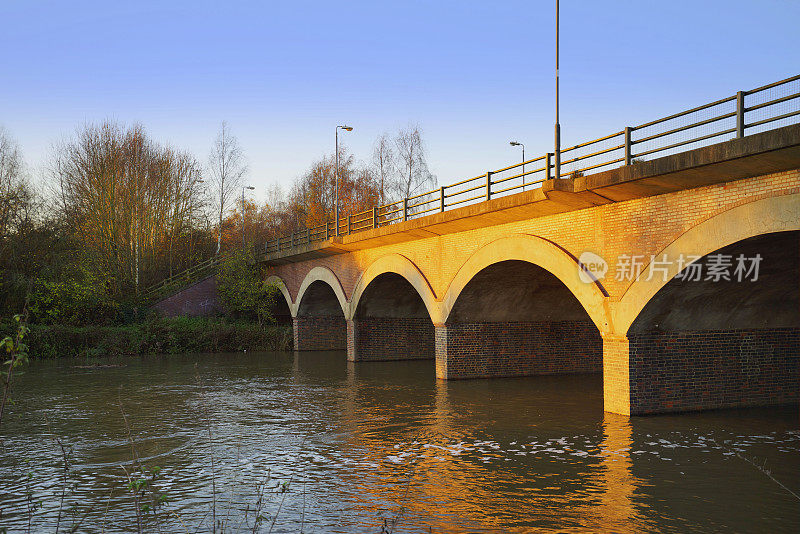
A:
[
  {"xmin": 266, "ymin": 163, "xmax": 800, "ymax": 416},
  {"xmin": 271, "ymin": 170, "xmax": 799, "ymax": 306}
]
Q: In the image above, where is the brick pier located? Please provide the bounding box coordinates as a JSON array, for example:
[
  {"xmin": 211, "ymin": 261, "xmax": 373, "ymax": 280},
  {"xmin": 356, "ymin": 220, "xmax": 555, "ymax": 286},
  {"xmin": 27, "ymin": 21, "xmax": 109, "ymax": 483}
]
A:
[{"xmin": 623, "ymin": 328, "xmax": 800, "ymax": 414}]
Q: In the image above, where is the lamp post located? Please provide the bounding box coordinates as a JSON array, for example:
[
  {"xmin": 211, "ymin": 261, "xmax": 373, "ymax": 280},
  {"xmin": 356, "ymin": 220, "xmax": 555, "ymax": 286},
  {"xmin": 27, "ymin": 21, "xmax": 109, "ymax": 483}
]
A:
[
  {"xmin": 554, "ymin": 0, "xmax": 561, "ymax": 179},
  {"xmin": 242, "ymin": 185, "xmax": 255, "ymax": 250},
  {"xmin": 509, "ymin": 141, "xmax": 525, "ymax": 190},
  {"xmin": 335, "ymin": 125, "xmax": 353, "ymax": 236},
  {"xmin": 190, "ymin": 179, "xmax": 204, "ymax": 264}
]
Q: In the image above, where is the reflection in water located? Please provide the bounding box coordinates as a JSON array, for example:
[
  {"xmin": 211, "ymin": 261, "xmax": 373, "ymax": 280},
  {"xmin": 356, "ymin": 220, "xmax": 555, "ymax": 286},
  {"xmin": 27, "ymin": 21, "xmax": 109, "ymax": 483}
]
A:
[
  {"xmin": 595, "ymin": 414, "xmax": 639, "ymax": 533},
  {"xmin": 0, "ymin": 351, "xmax": 798, "ymax": 532}
]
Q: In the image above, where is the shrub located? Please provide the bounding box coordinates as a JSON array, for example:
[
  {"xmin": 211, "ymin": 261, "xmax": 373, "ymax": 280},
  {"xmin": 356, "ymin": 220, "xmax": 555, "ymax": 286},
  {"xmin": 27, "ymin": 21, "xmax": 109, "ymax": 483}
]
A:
[
  {"xmin": 216, "ymin": 251, "xmax": 279, "ymax": 325},
  {"xmin": 28, "ymin": 265, "xmax": 118, "ymax": 326},
  {"xmin": 25, "ymin": 317, "xmax": 292, "ymax": 358}
]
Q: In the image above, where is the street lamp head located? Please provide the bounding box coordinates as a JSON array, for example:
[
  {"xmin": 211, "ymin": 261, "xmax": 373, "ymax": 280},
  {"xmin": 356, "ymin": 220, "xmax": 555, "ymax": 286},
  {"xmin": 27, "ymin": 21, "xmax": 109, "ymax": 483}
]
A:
[
  {"xmin": 510, "ymin": 141, "xmax": 521, "ymax": 146},
  {"xmin": 339, "ymin": 125, "xmax": 353, "ymax": 131},
  {"xmin": 245, "ymin": 186, "xmax": 255, "ymax": 190}
]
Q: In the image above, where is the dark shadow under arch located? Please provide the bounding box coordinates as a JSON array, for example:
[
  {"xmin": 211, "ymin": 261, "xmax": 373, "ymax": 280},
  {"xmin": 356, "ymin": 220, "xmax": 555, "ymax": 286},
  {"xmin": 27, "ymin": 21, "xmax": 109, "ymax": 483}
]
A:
[
  {"xmin": 626, "ymin": 230, "xmax": 799, "ymax": 413},
  {"xmin": 294, "ymin": 280, "xmax": 346, "ymax": 351}
]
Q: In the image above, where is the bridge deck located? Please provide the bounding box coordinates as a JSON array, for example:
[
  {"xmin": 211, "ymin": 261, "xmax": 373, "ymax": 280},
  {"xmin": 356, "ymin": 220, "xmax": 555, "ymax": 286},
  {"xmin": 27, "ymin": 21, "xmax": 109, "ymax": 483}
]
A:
[{"xmin": 263, "ymin": 124, "xmax": 800, "ymax": 265}]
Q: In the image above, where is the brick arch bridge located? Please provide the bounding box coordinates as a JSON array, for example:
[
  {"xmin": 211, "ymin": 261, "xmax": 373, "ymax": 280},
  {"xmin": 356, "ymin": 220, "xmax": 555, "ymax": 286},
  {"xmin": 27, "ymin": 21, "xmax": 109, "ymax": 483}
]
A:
[{"xmin": 263, "ymin": 126, "xmax": 800, "ymax": 416}]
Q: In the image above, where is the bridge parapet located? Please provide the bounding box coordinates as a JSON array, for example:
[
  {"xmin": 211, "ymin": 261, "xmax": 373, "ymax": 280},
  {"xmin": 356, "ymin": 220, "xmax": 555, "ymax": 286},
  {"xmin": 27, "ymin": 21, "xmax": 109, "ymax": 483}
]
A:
[
  {"xmin": 264, "ymin": 123, "xmax": 800, "ymax": 266},
  {"xmin": 265, "ymin": 75, "xmax": 800, "ymax": 261}
]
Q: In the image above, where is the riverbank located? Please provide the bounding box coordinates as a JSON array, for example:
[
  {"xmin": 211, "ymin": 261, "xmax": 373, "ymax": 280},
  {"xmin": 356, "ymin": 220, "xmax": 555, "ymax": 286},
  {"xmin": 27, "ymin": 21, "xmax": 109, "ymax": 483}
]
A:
[{"xmin": 22, "ymin": 317, "xmax": 293, "ymax": 358}]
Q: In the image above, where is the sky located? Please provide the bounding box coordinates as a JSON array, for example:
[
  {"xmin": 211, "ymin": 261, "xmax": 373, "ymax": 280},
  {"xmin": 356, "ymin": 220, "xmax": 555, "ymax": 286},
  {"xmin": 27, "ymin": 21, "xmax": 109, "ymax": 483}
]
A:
[{"xmin": 1, "ymin": 0, "xmax": 798, "ymax": 202}]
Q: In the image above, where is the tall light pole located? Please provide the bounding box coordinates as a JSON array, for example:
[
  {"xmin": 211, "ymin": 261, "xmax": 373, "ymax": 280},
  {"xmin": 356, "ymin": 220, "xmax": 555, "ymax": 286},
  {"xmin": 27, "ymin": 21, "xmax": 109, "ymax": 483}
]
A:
[
  {"xmin": 509, "ymin": 141, "xmax": 525, "ymax": 190},
  {"xmin": 335, "ymin": 125, "xmax": 353, "ymax": 236},
  {"xmin": 242, "ymin": 185, "xmax": 255, "ymax": 250},
  {"xmin": 190, "ymin": 179, "xmax": 204, "ymax": 264},
  {"xmin": 554, "ymin": 0, "xmax": 561, "ymax": 179}
]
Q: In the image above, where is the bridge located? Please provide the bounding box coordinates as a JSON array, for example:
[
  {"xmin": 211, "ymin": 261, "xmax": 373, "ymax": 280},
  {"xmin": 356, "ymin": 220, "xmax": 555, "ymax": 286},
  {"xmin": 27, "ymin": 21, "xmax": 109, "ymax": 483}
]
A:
[{"xmin": 262, "ymin": 76, "xmax": 800, "ymax": 416}]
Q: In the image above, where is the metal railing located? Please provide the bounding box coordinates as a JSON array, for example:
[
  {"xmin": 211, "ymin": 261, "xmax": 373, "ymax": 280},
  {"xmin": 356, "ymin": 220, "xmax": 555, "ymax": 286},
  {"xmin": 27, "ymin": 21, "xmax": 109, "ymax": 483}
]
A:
[
  {"xmin": 142, "ymin": 255, "xmax": 220, "ymax": 301},
  {"xmin": 266, "ymin": 74, "xmax": 800, "ymax": 255}
]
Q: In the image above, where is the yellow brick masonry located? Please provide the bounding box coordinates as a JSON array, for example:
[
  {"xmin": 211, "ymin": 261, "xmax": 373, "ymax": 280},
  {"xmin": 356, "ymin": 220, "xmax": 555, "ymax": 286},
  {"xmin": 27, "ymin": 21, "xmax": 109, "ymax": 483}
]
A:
[
  {"xmin": 602, "ymin": 335, "xmax": 632, "ymax": 416},
  {"xmin": 273, "ymin": 169, "xmax": 799, "ymax": 306}
]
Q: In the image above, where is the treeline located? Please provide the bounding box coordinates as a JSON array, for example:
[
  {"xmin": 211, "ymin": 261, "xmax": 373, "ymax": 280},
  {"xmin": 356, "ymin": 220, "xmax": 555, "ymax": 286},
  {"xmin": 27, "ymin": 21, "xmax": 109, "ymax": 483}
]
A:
[{"xmin": 0, "ymin": 121, "xmax": 436, "ymax": 324}]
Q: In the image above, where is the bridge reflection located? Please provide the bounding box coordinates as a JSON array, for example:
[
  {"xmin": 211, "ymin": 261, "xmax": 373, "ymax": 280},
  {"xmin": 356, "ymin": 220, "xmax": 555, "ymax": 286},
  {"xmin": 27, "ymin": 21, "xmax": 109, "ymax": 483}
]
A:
[{"xmin": 296, "ymin": 356, "xmax": 646, "ymax": 532}]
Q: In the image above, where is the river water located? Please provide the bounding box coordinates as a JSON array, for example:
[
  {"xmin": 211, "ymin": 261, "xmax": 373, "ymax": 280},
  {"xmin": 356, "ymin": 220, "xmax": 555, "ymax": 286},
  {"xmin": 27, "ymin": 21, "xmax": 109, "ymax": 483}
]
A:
[{"xmin": 0, "ymin": 352, "xmax": 798, "ymax": 533}]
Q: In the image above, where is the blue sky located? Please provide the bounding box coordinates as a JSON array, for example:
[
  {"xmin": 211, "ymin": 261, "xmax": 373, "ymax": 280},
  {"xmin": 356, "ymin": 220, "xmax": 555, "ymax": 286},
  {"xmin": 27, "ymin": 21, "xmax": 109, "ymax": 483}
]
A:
[{"xmin": 2, "ymin": 0, "xmax": 798, "ymax": 201}]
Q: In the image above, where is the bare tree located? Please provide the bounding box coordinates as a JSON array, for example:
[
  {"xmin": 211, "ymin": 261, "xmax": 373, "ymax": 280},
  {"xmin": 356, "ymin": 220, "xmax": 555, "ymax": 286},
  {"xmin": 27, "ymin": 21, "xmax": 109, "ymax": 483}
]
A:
[
  {"xmin": 372, "ymin": 133, "xmax": 394, "ymax": 205},
  {"xmin": 0, "ymin": 126, "xmax": 25, "ymax": 241},
  {"xmin": 52, "ymin": 121, "xmax": 207, "ymax": 293},
  {"xmin": 393, "ymin": 125, "xmax": 436, "ymax": 201},
  {"xmin": 208, "ymin": 121, "xmax": 247, "ymax": 254},
  {"xmin": 0, "ymin": 127, "xmax": 22, "ymax": 187},
  {"xmin": 0, "ymin": 126, "xmax": 35, "ymax": 266},
  {"xmin": 160, "ymin": 148, "xmax": 203, "ymax": 277}
]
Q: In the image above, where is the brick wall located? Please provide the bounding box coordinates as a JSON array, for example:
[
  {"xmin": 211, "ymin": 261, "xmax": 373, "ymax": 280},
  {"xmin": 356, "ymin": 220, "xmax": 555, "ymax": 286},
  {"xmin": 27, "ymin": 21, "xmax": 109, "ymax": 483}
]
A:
[
  {"xmin": 152, "ymin": 276, "xmax": 221, "ymax": 317},
  {"xmin": 436, "ymin": 320, "xmax": 601, "ymax": 379},
  {"xmin": 627, "ymin": 328, "xmax": 800, "ymax": 414},
  {"xmin": 347, "ymin": 317, "xmax": 434, "ymax": 361},
  {"xmin": 293, "ymin": 315, "xmax": 346, "ymax": 351}
]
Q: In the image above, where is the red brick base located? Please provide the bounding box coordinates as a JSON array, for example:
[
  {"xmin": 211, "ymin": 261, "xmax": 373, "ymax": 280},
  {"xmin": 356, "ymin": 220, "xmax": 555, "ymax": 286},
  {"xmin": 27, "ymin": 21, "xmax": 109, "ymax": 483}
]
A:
[
  {"xmin": 435, "ymin": 320, "xmax": 602, "ymax": 379},
  {"xmin": 293, "ymin": 316, "xmax": 346, "ymax": 351},
  {"xmin": 622, "ymin": 327, "xmax": 800, "ymax": 414},
  {"xmin": 347, "ymin": 318, "xmax": 435, "ymax": 362}
]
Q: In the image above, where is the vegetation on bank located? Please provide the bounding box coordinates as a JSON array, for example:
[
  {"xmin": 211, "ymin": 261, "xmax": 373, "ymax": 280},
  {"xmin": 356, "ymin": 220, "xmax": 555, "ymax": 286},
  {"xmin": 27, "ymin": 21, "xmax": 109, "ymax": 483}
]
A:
[
  {"xmin": 0, "ymin": 247, "xmax": 290, "ymax": 360},
  {"xmin": 19, "ymin": 317, "xmax": 292, "ymax": 359},
  {"xmin": 0, "ymin": 118, "xmax": 434, "ymax": 360}
]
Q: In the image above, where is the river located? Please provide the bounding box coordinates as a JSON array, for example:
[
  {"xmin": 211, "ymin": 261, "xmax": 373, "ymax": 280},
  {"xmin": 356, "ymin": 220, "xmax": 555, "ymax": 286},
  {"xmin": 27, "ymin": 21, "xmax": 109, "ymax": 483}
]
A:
[{"xmin": 0, "ymin": 352, "xmax": 798, "ymax": 533}]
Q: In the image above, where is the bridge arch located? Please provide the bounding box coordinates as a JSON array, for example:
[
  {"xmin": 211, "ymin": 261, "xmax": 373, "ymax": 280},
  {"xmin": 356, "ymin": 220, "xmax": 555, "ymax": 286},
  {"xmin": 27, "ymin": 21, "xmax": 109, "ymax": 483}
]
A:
[
  {"xmin": 349, "ymin": 254, "xmax": 441, "ymax": 323},
  {"xmin": 295, "ymin": 266, "xmax": 348, "ymax": 317},
  {"xmin": 436, "ymin": 234, "xmax": 610, "ymax": 380},
  {"xmin": 265, "ymin": 275, "xmax": 295, "ymax": 316},
  {"xmin": 293, "ymin": 267, "xmax": 348, "ymax": 351},
  {"xmin": 263, "ymin": 274, "xmax": 294, "ymax": 324},
  {"xmin": 615, "ymin": 193, "xmax": 800, "ymax": 335},
  {"xmin": 442, "ymin": 234, "xmax": 611, "ymax": 332},
  {"xmin": 606, "ymin": 193, "xmax": 800, "ymax": 414}
]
